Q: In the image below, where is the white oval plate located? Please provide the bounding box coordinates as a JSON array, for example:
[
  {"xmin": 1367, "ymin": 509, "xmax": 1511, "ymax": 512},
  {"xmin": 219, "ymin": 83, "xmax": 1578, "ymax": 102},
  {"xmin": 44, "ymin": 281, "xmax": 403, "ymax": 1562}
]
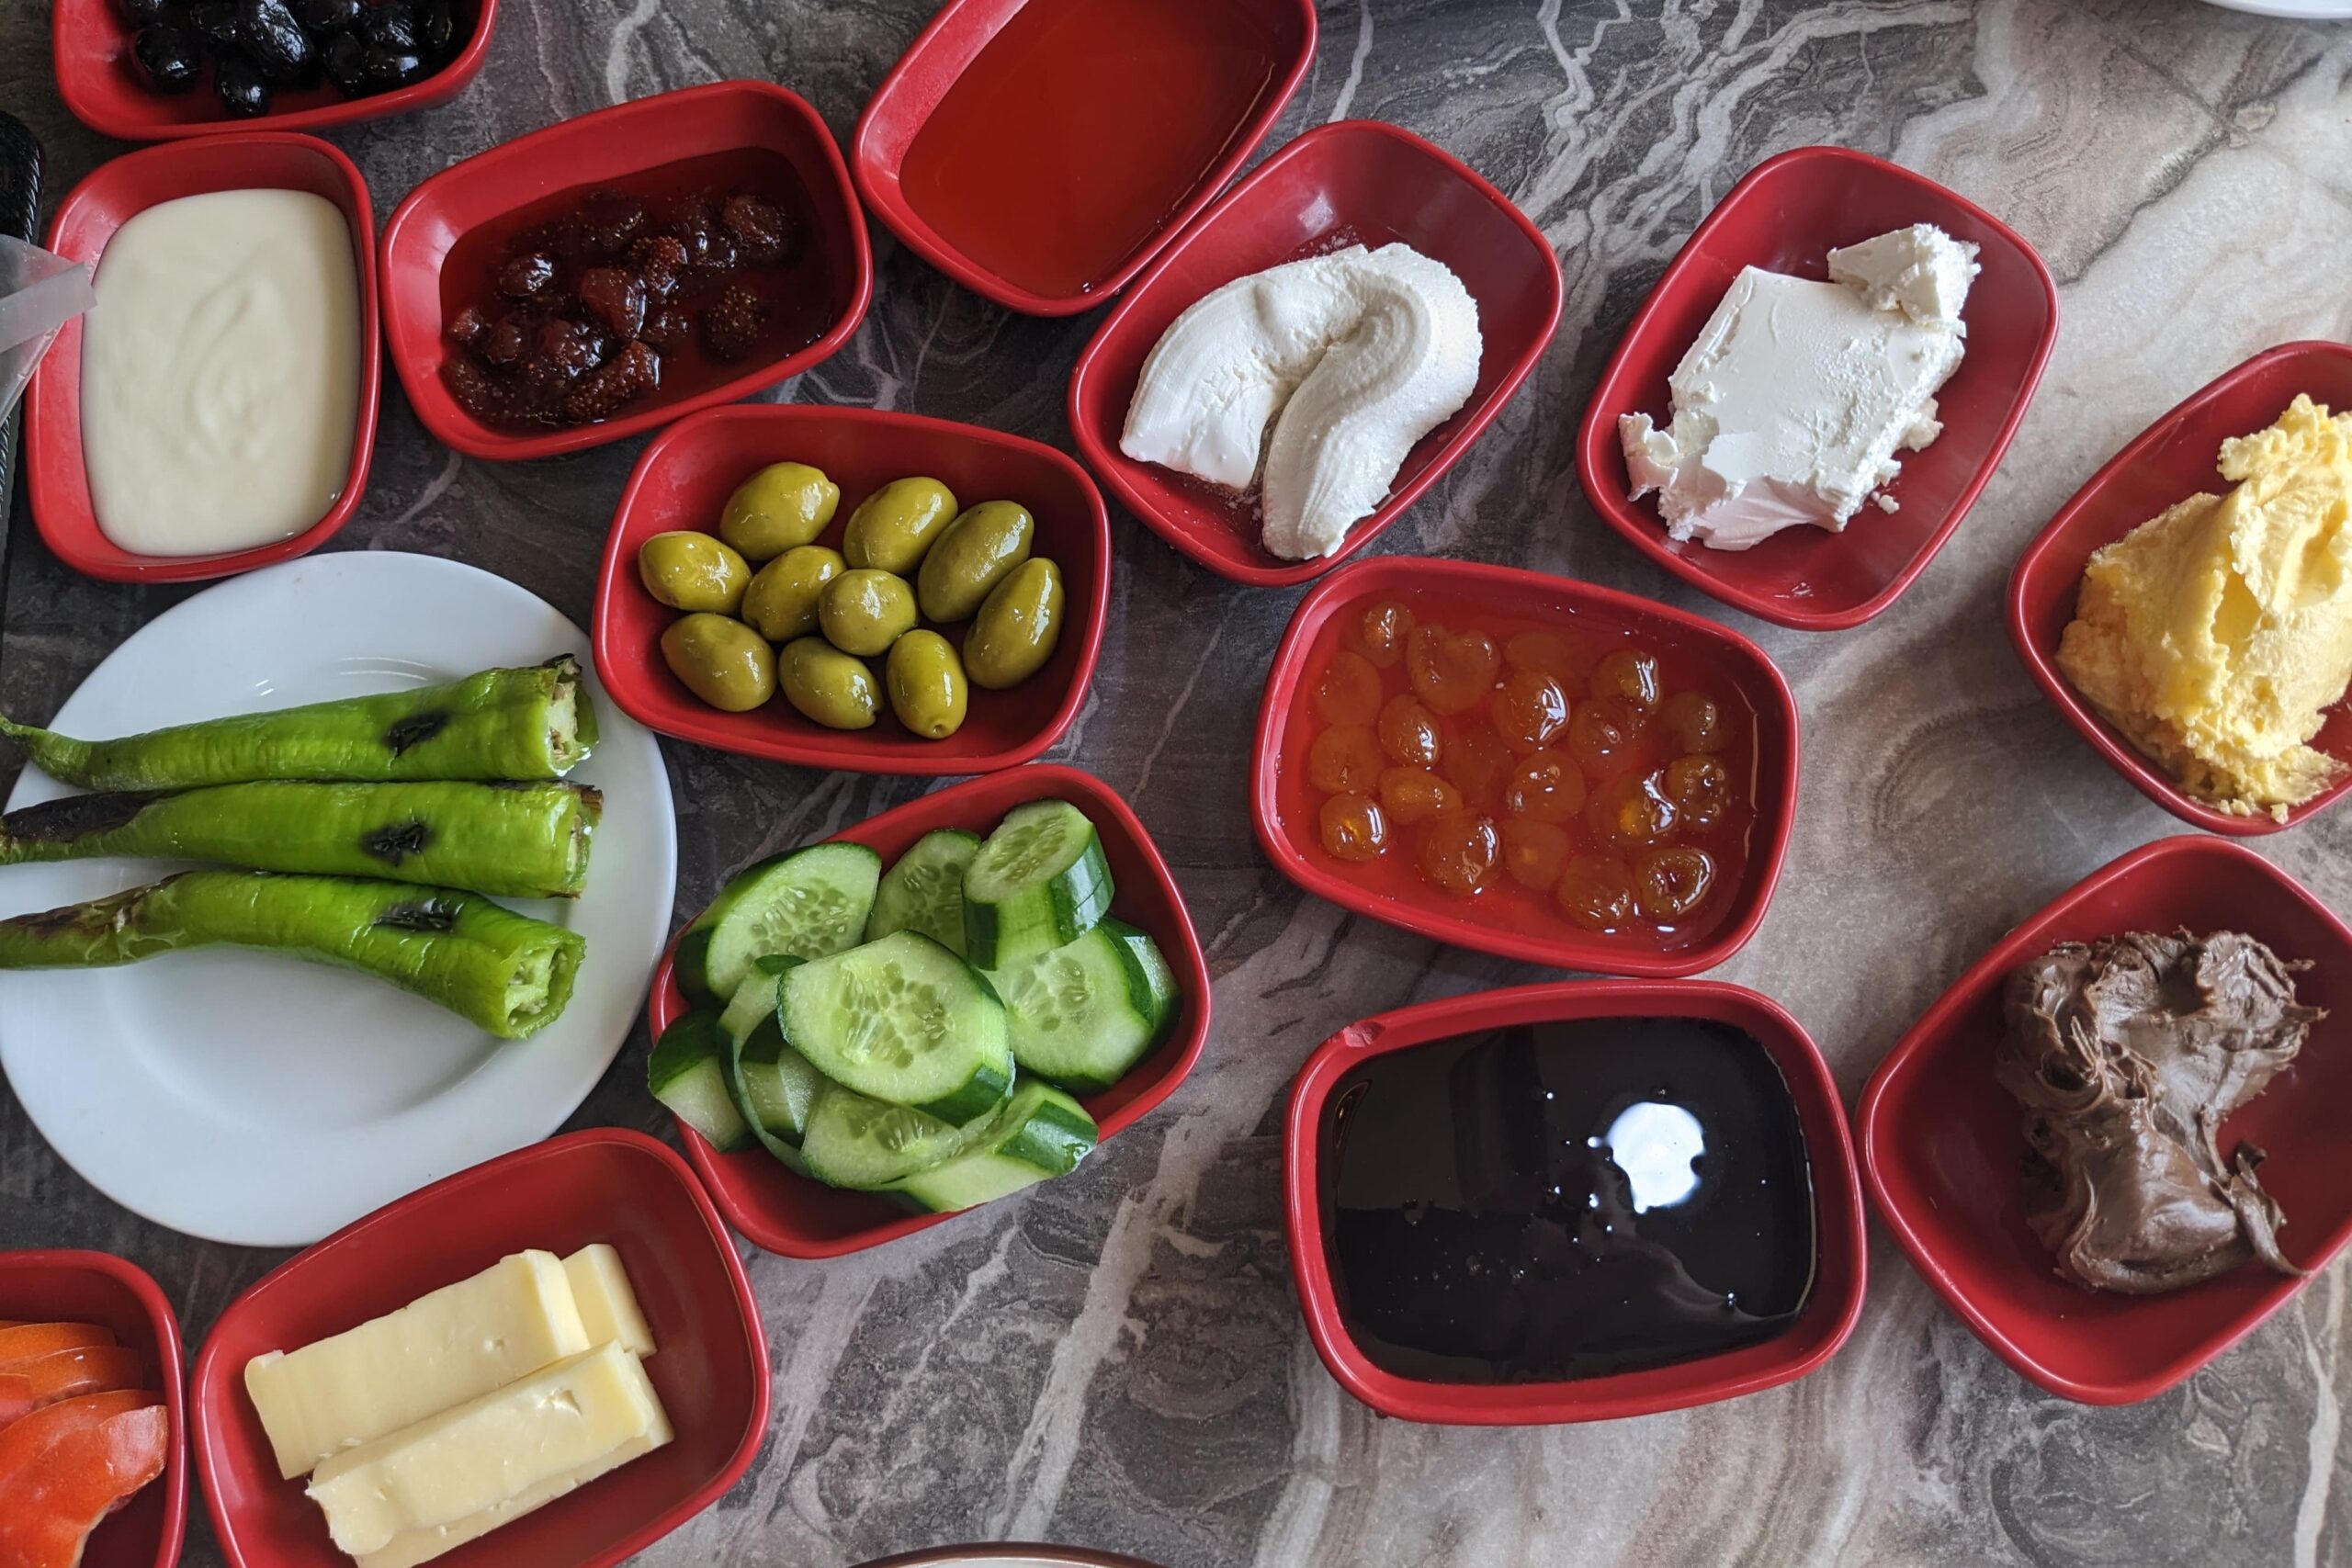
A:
[
  {"xmin": 0, "ymin": 553, "xmax": 676, "ymax": 1247},
  {"xmin": 2197, "ymin": 0, "xmax": 2352, "ymax": 16}
]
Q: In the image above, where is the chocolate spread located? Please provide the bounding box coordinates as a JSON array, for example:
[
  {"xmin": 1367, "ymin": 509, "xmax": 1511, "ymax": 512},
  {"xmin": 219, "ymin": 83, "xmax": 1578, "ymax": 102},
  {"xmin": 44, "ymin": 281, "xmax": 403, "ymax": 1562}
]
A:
[{"xmin": 1996, "ymin": 931, "xmax": 2322, "ymax": 1294}]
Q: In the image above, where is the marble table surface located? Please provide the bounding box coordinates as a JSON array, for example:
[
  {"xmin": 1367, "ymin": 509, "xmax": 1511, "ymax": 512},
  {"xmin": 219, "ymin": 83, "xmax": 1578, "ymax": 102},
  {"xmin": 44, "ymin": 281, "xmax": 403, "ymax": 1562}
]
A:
[{"xmin": 5, "ymin": 1, "xmax": 2352, "ymax": 1563}]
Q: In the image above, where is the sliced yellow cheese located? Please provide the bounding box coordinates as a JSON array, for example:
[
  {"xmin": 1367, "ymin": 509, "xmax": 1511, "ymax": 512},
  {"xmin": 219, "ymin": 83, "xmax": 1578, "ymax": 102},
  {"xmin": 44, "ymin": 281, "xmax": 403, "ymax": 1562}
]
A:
[
  {"xmin": 562, "ymin": 1245, "xmax": 656, "ymax": 1359},
  {"xmin": 245, "ymin": 1250, "xmax": 590, "ymax": 1481},
  {"xmin": 307, "ymin": 1340, "xmax": 670, "ymax": 1558}
]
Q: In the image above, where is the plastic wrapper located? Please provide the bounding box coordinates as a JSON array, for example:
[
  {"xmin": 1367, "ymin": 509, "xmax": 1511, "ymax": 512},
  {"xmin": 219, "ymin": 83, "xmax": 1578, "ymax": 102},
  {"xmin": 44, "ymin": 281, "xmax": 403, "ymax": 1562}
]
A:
[{"xmin": 0, "ymin": 235, "xmax": 94, "ymax": 429}]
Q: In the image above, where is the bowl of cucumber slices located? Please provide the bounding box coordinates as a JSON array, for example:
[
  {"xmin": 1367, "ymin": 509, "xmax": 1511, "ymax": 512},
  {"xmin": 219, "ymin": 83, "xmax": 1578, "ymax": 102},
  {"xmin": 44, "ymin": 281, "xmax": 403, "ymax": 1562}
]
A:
[{"xmin": 646, "ymin": 764, "xmax": 1212, "ymax": 1257}]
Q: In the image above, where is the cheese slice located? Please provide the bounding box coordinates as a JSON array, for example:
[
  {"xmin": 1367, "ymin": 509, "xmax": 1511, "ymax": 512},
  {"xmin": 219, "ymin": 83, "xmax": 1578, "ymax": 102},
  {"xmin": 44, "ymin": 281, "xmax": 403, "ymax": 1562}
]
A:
[
  {"xmin": 561, "ymin": 1246, "xmax": 655, "ymax": 1359},
  {"xmin": 307, "ymin": 1341, "xmax": 670, "ymax": 1558},
  {"xmin": 245, "ymin": 1250, "xmax": 590, "ymax": 1480}
]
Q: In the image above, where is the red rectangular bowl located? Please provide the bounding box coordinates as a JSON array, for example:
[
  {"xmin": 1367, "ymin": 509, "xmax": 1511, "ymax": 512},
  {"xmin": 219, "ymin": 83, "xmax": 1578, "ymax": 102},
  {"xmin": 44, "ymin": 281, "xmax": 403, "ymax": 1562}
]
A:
[
  {"xmin": 190, "ymin": 1129, "xmax": 769, "ymax": 1568},
  {"xmin": 380, "ymin": 80, "xmax": 873, "ymax": 462},
  {"xmin": 1250, "ymin": 555, "xmax": 1800, "ymax": 976},
  {"xmin": 1069, "ymin": 119, "xmax": 1565, "ymax": 587},
  {"xmin": 1577, "ymin": 145, "xmax": 2058, "ymax": 631},
  {"xmin": 1856, "ymin": 836, "xmax": 2352, "ymax": 1404},
  {"xmin": 593, "ymin": 404, "xmax": 1110, "ymax": 774},
  {"xmin": 0, "ymin": 1250, "xmax": 188, "ymax": 1568},
  {"xmin": 27, "ymin": 133, "xmax": 379, "ymax": 583},
  {"xmin": 2007, "ymin": 341, "xmax": 2352, "ymax": 835},
  {"xmin": 54, "ymin": 0, "xmax": 497, "ymax": 141},
  {"xmin": 648, "ymin": 765, "xmax": 1213, "ymax": 1258},
  {"xmin": 1284, "ymin": 979, "xmax": 1866, "ymax": 1425},
  {"xmin": 851, "ymin": 0, "xmax": 1316, "ymax": 317}
]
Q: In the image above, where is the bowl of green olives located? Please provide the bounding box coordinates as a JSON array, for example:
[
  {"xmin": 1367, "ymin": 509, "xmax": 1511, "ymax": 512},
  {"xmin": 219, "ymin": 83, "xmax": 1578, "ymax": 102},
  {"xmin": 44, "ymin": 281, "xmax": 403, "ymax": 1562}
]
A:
[{"xmin": 593, "ymin": 404, "xmax": 1110, "ymax": 774}]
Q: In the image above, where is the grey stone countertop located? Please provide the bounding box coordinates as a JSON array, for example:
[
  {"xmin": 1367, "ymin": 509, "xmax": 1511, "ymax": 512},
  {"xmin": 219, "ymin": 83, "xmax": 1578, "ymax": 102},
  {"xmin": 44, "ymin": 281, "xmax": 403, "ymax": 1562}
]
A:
[{"xmin": 5, "ymin": 1, "xmax": 2352, "ymax": 1563}]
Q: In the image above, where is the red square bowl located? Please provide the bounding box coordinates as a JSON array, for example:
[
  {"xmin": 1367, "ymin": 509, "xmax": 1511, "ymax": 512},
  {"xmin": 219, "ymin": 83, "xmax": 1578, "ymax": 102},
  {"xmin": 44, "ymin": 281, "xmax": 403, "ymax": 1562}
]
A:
[
  {"xmin": 851, "ymin": 0, "xmax": 1317, "ymax": 317},
  {"xmin": 1284, "ymin": 978, "xmax": 1867, "ymax": 1424},
  {"xmin": 379, "ymin": 80, "xmax": 873, "ymax": 462},
  {"xmin": 2007, "ymin": 342, "xmax": 2352, "ymax": 836},
  {"xmin": 189, "ymin": 1129, "xmax": 769, "ymax": 1568},
  {"xmin": 1069, "ymin": 119, "xmax": 1565, "ymax": 587},
  {"xmin": 0, "ymin": 1250, "xmax": 188, "ymax": 1568},
  {"xmin": 648, "ymin": 765, "xmax": 1213, "ymax": 1258},
  {"xmin": 1577, "ymin": 145, "xmax": 2058, "ymax": 631},
  {"xmin": 53, "ymin": 0, "xmax": 497, "ymax": 141},
  {"xmin": 1250, "ymin": 555, "xmax": 1800, "ymax": 976},
  {"xmin": 26, "ymin": 133, "xmax": 379, "ymax": 583},
  {"xmin": 1856, "ymin": 835, "xmax": 2352, "ymax": 1404},
  {"xmin": 594, "ymin": 403, "xmax": 1110, "ymax": 774}
]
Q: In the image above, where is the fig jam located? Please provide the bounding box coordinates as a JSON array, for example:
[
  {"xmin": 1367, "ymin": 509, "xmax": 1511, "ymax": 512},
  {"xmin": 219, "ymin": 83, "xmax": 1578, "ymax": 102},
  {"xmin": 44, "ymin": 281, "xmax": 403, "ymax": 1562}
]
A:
[{"xmin": 1319, "ymin": 1016, "xmax": 1815, "ymax": 1382}]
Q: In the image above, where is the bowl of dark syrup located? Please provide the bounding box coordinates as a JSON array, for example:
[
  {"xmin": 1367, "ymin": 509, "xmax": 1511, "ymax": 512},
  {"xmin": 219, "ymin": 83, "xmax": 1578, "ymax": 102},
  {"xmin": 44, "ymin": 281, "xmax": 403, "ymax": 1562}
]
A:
[{"xmin": 1284, "ymin": 979, "xmax": 1866, "ymax": 1424}]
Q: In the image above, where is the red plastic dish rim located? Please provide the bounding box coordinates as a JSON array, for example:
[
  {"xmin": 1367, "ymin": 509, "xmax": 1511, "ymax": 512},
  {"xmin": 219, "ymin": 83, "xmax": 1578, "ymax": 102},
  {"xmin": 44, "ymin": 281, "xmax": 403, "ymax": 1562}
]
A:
[
  {"xmin": 848, "ymin": 0, "xmax": 1319, "ymax": 317},
  {"xmin": 28, "ymin": 132, "xmax": 381, "ymax": 583},
  {"xmin": 648, "ymin": 763, "xmax": 1215, "ymax": 1258},
  {"xmin": 52, "ymin": 0, "xmax": 499, "ymax": 141},
  {"xmin": 589, "ymin": 403, "xmax": 1114, "ymax": 775},
  {"xmin": 186, "ymin": 1128, "xmax": 771, "ymax": 1568},
  {"xmin": 2003, "ymin": 340, "xmax": 2352, "ymax": 836},
  {"xmin": 1249, "ymin": 554, "xmax": 1801, "ymax": 976},
  {"xmin": 1283, "ymin": 977, "xmax": 1868, "ymax": 1425},
  {"xmin": 1574, "ymin": 144, "xmax": 2061, "ymax": 631},
  {"xmin": 379, "ymin": 80, "xmax": 876, "ymax": 462},
  {"xmin": 0, "ymin": 1247, "xmax": 190, "ymax": 1568},
  {"xmin": 1067, "ymin": 118, "xmax": 1567, "ymax": 588}
]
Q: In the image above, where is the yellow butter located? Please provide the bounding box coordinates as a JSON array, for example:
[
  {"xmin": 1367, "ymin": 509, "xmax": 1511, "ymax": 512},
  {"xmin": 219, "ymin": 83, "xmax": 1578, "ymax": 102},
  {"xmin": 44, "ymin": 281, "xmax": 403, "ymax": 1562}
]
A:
[
  {"xmin": 562, "ymin": 1245, "xmax": 656, "ymax": 1359},
  {"xmin": 355, "ymin": 1424, "xmax": 671, "ymax": 1568}
]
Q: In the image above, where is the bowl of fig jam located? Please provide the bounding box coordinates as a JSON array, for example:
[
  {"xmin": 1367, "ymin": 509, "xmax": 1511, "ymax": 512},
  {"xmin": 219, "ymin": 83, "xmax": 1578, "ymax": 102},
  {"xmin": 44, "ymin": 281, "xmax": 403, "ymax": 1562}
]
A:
[
  {"xmin": 1285, "ymin": 979, "xmax": 1866, "ymax": 1425},
  {"xmin": 380, "ymin": 80, "xmax": 872, "ymax": 461}
]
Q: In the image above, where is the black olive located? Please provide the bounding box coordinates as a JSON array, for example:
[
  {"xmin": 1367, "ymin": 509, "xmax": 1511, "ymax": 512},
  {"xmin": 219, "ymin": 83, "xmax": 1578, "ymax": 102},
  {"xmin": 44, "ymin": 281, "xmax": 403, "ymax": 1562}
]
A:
[
  {"xmin": 361, "ymin": 41, "xmax": 426, "ymax": 86},
  {"xmin": 294, "ymin": 0, "xmax": 363, "ymax": 31},
  {"xmin": 130, "ymin": 24, "xmax": 205, "ymax": 91},
  {"xmin": 186, "ymin": 0, "xmax": 241, "ymax": 48},
  {"xmin": 116, "ymin": 0, "xmax": 176, "ymax": 25},
  {"xmin": 214, "ymin": 50, "xmax": 272, "ymax": 115},
  {"xmin": 414, "ymin": 0, "xmax": 455, "ymax": 55},
  {"xmin": 320, "ymin": 27, "xmax": 369, "ymax": 95},
  {"xmin": 234, "ymin": 0, "xmax": 313, "ymax": 82},
  {"xmin": 358, "ymin": 1, "xmax": 417, "ymax": 51}
]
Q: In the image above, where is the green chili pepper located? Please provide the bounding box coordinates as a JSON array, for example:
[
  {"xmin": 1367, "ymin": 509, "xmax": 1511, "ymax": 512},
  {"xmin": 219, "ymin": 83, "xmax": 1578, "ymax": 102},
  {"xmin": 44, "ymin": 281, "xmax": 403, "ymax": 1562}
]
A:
[
  {"xmin": 0, "ymin": 871, "xmax": 584, "ymax": 1040},
  {"xmin": 0, "ymin": 781, "xmax": 601, "ymax": 899},
  {"xmin": 0, "ymin": 657, "xmax": 597, "ymax": 790}
]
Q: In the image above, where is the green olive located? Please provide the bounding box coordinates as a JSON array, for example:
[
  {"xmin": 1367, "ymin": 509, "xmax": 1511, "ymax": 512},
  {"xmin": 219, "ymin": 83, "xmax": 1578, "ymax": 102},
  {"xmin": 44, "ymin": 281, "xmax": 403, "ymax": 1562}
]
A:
[
  {"xmin": 886, "ymin": 630, "xmax": 968, "ymax": 740},
  {"xmin": 842, "ymin": 477, "xmax": 959, "ymax": 575},
  {"xmin": 740, "ymin": 545, "xmax": 845, "ymax": 643},
  {"xmin": 719, "ymin": 463, "xmax": 841, "ymax": 560},
  {"xmin": 917, "ymin": 501, "xmax": 1035, "ymax": 623},
  {"xmin": 818, "ymin": 568, "xmax": 919, "ymax": 657},
  {"xmin": 777, "ymin": 637, "xmax": 880, "ymax": 730},
  {"xmin": 638, "ymin": 531, "xmax": 750, "ymax": 615},
  {"xmin": 964, "ymin": 557, "xmax": 1065, "ymax": 690},
  {"xmin": 660, "ymin": 613, "xmax": 775, "ymax": 712}
]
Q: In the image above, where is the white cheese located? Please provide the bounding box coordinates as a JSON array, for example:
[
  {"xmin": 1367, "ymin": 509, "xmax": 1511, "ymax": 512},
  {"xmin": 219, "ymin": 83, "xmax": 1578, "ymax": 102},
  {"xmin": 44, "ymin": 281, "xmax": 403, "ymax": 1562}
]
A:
[{"xmin": 562, "ymin": 1245, "xmax": 656, "ymax": 1359}]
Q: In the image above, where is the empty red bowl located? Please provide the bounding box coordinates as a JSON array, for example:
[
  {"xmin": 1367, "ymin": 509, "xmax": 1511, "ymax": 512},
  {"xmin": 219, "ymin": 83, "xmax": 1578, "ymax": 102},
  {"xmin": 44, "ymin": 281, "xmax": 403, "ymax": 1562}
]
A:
[
  {"xmin": 1577, "ymin": 145, "xmax": 2058, "ymax": 631},
  {"xmin": 1857, "ymin": 835, "xmax": 2352, "ymax": 1404},
  {"xmin": 2007, "ymin": 341, "xmax": 2352, "ymax": 835},
  {"xmin": 53, "ymin": 0, "xmax": 497, "ymax": 141},
  {"xmin": 594, "ymin": 404, "xmax": 1110, "ymax": 773},
  {"xmin": 380, "ymin": 80, "xmax": 873, "ymax": 462},
  {"xmin": 26, "ymin": 133, "xmax": 379, "ymax": 583},
  {"xmin": 647, "ymin": 764, "xmax": 1212, "ymax": 1258},
  {"xmin": 852, "ymin": 0, "xmax": 1316, "ymax": 316},
  {"xmin": 1069, "ymin": 119, "xmax": 1565, "ymax": 587},
  {"xmin": 1284, "ymin": 978, "xmax": 1866, "ymax": 1425},
  {"xmin": 1250, "ymin": 555, "xmax": 1800, "ymax": 976},
  {"xmin": 190, "ymin": 1129, "xmax": 768, "ymax": 1568},
  {"xmin": 0, "ymin": 1249, "xmax": 188, "ymax": 1568}
]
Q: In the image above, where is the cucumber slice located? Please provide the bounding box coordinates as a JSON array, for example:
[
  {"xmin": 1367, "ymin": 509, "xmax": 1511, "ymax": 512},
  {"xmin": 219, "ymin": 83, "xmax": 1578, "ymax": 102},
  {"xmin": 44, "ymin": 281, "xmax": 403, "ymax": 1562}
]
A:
[
  {"xmin": 780, "ymin": 931, "xmax": 1013, "ymax": 1123},
  {"xmin": 677, "ymin": 841, "xmax": 882, "ymax": 1006},
  {"xmin": 989, "ymin": 918, "xmax": 1179, "ymax": 1094},
  {"xmin": 962, "ymin": 799, "xmax": 1114, "ymax": 969},
  {"xmin": 718, "ymin": 961, "xmax": 821, "ymax": 1172},
  {"xmin": 865, "ymin": 828, "xmax": 982, "ymax": 953},
  {"xmin": 647, "ymin": 1012, "xmax": 751, "ymax": 1153},
  {"xmin": 890, "ymin": 1080, "xmax": 1098, "ymax": 1213},
  {"xmin": 799, "ymin": 1084, "xmax": 977, "ymax": 1190}
]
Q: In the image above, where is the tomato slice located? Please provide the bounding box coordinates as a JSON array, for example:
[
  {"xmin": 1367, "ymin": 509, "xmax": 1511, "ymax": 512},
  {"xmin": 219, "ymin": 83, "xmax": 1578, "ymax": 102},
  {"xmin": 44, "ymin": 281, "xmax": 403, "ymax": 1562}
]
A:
[
  {"xmin": 0, "ymin": 1325, "xmax": 117, "ymax": 1371},
  {"xmin": 0, "ymin": 1391, "xmax": 154, "ymax": 1490},
  {"xmin": 0, "ymin": 1348, "xmax": 144, "ymax": 1434},
  {"xmin": 0, "ymin": 1404, "xmax": 170, "ymax": 1568}
]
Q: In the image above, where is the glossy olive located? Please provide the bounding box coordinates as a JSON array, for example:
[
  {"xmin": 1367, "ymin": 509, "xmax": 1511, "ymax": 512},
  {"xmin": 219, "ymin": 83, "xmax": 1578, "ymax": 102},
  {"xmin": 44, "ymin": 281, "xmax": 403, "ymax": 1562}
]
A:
[
  {"xmin": 638, "ymin": 531, "xmax": 750, "ymax": 615},
  {"xmin": 660, "ymin": 613, "xmax": 774, "ymax": 712},
  {"xmin": 739, "ymin": 545, "xmax": 844, "ymax": 643},
  {"xmin": 719, "ymin": 462, "xmax": 840, "ymax": 560},
  {"xmin": 777, "ymin": 637, "xmax": 881, "ymax": 730},
  {"xmin": 964, "ymin": 557, "xmax": 1065, "ymax": 690},
  {"xmin": 818, "ymin": 569, "xmax": 919, "ymax": 657},
  {"xmin": 842, "ymin": 477, "xmax": 959, "ymax": 575},
  {"xmin": 886, "ymin": 630, "xmax": 969, "ymax": 740},
  {"xmin": 917, "ymin": 500, "xmax": 1035, "ymax": 622}
]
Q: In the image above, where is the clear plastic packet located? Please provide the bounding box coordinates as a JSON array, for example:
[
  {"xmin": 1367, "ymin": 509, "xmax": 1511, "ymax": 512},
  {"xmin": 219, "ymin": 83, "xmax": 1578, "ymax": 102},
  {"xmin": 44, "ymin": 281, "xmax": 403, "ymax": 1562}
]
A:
[{"xmin": 0, "ymin": 234, "xmax": 96, "ymax": 426}]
